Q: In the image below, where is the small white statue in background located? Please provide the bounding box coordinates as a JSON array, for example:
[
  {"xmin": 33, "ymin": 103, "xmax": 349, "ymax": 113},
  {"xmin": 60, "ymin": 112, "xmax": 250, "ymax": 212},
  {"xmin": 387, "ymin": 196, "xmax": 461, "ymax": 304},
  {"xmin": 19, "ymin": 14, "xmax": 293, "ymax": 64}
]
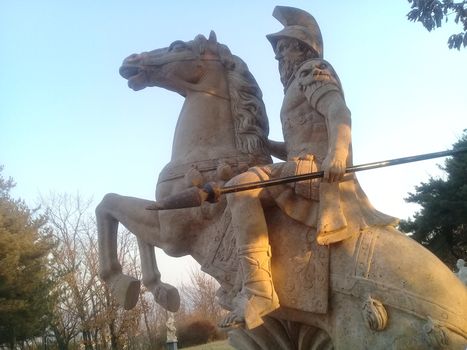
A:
[
  {"xmin": 166, "ymin": 311, "xmax": 177, "ymax": 343},
  {"xmin": 456, "ymin": 259, "xmax": 467, "ymax": 285}
]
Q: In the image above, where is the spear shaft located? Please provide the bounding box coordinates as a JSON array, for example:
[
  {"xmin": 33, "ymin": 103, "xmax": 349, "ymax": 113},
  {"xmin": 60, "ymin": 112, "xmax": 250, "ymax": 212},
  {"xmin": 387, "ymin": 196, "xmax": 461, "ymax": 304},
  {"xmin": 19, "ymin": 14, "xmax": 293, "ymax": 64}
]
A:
[
  {"xmin": 149, "ymin": 148, "xmax": 467, "ymax": 210},
  {"xmin": 219, "ymin": 148, "xmax": 467, "ymax": 195}
]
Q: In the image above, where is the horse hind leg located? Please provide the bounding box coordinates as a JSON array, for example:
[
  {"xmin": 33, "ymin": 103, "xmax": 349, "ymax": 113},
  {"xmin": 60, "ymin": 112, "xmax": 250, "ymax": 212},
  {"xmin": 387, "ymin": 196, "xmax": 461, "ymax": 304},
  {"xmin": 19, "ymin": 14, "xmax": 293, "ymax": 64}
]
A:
[{"xmin": 96, "ymin": 193, "xmax": 177, "ymax": 311}]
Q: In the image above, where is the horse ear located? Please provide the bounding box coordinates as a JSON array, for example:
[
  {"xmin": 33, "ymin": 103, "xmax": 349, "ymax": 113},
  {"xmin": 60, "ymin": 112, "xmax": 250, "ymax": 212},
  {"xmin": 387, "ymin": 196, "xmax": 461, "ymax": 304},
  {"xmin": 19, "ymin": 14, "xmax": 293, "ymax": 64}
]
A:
[{"xmin": 208, "ymin": 30, "xmax": 217, "ymax": 44}]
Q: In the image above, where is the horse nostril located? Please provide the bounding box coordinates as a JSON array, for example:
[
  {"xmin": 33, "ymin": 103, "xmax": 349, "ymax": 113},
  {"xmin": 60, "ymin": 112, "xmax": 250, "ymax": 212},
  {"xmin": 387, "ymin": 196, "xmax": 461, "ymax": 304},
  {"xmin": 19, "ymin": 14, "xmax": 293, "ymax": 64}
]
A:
[{"xmin": 119, "ymin": 65, "xmax": 140, "ymax": 79}]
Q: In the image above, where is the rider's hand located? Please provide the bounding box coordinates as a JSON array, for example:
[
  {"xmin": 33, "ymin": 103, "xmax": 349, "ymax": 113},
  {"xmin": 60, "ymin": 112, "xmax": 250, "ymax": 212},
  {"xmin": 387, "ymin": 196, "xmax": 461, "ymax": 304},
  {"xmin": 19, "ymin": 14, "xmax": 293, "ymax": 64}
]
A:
[{"xmin": 322, "ymin": 153, "xmax": 346, "ymax": 183}]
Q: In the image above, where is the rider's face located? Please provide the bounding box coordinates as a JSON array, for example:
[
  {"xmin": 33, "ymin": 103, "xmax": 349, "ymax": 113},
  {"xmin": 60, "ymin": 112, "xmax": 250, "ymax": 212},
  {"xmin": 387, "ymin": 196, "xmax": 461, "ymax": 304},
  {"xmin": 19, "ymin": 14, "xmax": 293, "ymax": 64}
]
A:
[
  {"xmin": 275, "ymin": 38, "xmax": 303, "ymax": 62},
  {"xmin": 275, "ymin": 38, "xmax": 305, "ymax": 86}
]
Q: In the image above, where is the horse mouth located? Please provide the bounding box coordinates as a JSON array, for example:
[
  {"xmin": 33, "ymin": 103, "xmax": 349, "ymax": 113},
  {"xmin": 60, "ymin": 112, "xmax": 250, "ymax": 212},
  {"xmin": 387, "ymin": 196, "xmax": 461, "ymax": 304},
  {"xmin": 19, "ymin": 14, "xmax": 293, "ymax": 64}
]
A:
[
  {"xmin": 119, "ymin": 65, "xmax": 141, "ymax": 79},
  {"xmin": 120, "ymin": 65, "xmax": 148, "ymax": 91}
]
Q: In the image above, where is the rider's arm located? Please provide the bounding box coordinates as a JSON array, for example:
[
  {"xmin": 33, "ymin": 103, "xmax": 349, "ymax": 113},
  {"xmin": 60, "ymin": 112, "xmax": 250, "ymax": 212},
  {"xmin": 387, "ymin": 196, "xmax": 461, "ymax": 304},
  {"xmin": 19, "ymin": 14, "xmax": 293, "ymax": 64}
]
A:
[
  {"xmin": 297, "ymin": 59, "xmax": 350, "ymax": 182},
  {"xmin": 268, "ymin": 139, "xmax": 287, "ymax": 161},
  {"xmin": 316, "ymin": 91, "xmax": 351, "ymax": 182}
]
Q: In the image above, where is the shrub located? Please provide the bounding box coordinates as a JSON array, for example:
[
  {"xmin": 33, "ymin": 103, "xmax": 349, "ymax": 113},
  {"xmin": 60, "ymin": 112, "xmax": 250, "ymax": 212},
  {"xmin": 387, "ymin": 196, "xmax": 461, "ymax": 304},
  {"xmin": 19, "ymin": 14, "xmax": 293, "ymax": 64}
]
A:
[{"xmin": 177, "ymin": 319, "xmax": 222, "ymax": 348}]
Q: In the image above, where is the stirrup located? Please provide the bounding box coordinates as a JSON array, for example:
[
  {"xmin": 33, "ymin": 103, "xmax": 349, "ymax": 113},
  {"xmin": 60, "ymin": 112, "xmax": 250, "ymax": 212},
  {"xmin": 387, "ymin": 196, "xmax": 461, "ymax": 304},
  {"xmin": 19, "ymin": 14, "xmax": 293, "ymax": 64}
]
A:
[{"xmin": 218, "ymin": 290, "xmax": 279, "ymax": 330}]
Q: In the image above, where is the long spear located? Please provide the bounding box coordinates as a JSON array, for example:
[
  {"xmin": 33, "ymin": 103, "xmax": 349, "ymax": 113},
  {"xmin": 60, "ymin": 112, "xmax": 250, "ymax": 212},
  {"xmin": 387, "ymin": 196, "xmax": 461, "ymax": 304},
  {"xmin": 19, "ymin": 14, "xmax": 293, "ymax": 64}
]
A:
[{"xmin": 147, "ymin": 148, "xmax": 467, "ymax": 210}]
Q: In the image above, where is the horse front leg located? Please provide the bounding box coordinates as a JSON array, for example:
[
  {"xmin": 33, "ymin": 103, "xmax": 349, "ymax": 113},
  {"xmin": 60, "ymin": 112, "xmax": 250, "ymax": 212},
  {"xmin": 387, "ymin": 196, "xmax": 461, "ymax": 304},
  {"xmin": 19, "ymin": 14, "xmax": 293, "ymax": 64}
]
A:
[
  {"xmin": 96, "ymin": 193, "xmax": 179, "ymax": 311},
  {"xmin": 137, "ymin": 238, "xmax": 180, "ymax": 312}
]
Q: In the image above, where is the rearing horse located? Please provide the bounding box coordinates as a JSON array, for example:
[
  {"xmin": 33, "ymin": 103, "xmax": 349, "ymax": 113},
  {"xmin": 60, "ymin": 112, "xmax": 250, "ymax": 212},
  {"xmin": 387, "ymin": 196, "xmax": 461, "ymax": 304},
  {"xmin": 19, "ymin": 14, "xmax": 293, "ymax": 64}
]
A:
[
  {"xmin": 96, "ymin": 32, "xmax": 271, "ymax": 313},
  {"xmin": 97, "ymin": 33, "xmax": 467, "ymax": 349}
]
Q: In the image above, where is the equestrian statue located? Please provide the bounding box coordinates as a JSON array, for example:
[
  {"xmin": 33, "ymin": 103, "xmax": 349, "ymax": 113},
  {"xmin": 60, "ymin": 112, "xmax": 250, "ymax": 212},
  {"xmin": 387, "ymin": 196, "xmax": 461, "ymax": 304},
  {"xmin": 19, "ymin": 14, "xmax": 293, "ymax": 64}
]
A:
[{"xmin": 96, "ymin": 6, "xmax": 467, "ymax": 349}]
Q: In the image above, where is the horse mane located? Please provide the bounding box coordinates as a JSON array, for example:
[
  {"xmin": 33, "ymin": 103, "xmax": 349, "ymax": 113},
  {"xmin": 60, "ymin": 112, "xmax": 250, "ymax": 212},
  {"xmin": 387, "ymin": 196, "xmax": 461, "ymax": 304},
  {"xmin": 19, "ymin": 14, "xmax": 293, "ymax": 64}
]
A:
[{"xmin": 216, "ymin": 44, "xmax": 271, "ymax": 163}]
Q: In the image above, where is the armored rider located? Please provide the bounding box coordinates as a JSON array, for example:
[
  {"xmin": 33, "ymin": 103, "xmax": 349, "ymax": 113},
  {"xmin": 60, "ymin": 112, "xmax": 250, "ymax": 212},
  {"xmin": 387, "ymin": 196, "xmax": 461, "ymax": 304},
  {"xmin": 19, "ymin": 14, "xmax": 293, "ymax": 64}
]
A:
[{"xmin": 219, "ymin": 6, "xmax": 396, "ymax": 330}]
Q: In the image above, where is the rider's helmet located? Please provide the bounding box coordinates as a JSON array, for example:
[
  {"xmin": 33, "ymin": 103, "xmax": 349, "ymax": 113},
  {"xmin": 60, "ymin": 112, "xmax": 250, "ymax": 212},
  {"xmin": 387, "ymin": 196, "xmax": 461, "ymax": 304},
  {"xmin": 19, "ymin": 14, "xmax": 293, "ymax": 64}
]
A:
[{"xmin": 266, "ymin": 6, "xmax": 324, "ymax": 59}]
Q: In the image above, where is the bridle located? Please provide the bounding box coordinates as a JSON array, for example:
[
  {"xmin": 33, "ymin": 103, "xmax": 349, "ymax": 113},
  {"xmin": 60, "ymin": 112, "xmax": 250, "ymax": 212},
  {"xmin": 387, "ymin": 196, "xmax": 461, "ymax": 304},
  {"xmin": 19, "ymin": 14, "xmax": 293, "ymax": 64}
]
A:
[{"xmin": 145, "ymin": 51, "xmax": 231, "ymax": 100}]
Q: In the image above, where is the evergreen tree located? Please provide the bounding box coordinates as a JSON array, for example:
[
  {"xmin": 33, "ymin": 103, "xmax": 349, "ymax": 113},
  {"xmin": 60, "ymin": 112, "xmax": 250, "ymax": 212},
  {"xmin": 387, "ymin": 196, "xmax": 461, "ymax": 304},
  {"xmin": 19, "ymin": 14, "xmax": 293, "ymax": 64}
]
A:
[
  {"xmin": 0, "ymin": 167, "xmax": 52, "ymax": 348},
  {"xmin": 399, "ymin": 131, "xmax": 467, "ymax": 268}
]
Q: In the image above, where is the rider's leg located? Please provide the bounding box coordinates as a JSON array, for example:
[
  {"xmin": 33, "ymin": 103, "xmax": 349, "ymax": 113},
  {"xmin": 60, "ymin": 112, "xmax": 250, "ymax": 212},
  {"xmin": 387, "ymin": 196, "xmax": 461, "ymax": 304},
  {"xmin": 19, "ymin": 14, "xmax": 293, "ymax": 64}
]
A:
[
  {"xmin": 220, "ymin": 170, "xmax": 279, "ymax": 330},
  {"xmin": 137, "ymin": 238, "xmax": 180, "ymax": 312}
]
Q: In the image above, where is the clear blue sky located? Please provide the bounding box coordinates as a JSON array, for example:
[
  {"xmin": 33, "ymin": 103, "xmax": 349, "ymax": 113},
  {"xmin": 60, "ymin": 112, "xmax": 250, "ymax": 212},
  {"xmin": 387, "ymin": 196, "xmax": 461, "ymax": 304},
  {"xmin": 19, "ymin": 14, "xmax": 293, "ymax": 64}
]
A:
[{"xmin": 1, "ymin": 1, "xmax": 466, "ymax": 285}]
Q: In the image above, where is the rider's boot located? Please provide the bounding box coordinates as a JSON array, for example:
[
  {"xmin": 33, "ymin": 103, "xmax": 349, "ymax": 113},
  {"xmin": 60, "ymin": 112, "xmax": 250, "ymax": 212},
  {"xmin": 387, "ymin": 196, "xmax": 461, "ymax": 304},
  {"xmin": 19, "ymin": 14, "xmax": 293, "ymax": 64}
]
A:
[{"xmin": 220, "ymin": 244, "xmax": 279, "ymax": 330}]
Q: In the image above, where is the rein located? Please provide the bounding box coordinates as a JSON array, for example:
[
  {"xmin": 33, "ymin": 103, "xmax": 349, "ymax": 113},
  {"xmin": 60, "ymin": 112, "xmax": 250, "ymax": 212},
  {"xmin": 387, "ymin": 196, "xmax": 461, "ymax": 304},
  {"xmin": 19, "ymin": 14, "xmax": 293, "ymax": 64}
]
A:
[
  {"xmin": 191, "ymin": 56, "xmax": 230, "ymax": 100},
  {"xmin": 189, "ymin": 86, "xmax": 230, "ymax": 100},
  {"xmin": 157, "ymin": 155, "xmax": 252, "ymax": 184}
]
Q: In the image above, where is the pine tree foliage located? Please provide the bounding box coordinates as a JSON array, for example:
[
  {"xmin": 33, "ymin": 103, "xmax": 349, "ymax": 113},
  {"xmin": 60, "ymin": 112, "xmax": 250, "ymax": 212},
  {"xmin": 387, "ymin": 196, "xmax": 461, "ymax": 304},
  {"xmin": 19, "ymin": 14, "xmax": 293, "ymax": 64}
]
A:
[
  {"xmin": 0, "ymin": 167, "xmax": 52, "ymax": 348},
  {"xmin": 399, "ymin": 131, "xmax": 467, "ymax": 267},
  {"xmin": 407, "ymin": 0, "xmax": 467, "ymax": 49}
]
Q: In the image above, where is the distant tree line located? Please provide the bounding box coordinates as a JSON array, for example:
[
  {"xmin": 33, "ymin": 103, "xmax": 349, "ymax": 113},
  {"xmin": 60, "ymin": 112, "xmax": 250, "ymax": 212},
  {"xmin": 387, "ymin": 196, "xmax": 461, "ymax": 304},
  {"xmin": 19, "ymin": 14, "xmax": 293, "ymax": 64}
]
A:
[{"xmin": 0, "ymin": 171, "xmax": 226, "ymax": 350}]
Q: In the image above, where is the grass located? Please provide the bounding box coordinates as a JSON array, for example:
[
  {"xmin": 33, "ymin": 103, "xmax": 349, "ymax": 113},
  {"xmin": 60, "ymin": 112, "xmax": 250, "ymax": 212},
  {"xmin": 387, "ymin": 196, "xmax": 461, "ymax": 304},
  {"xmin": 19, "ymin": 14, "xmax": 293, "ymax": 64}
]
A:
[{"xmin": 181, "ymin": 340, "xmax": 234, "ymax": 350}]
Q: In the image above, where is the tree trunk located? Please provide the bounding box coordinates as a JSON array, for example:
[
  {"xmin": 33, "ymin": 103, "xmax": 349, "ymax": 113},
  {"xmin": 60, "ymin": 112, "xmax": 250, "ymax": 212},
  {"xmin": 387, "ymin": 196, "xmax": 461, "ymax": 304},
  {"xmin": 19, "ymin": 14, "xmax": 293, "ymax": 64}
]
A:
[
  {"xmin": 108, "ymin": 319, "xmax": 119, "ymax": 350},
  {"xmin": 82, "ymin": 329, "xmax": 94, "ymax": 350},
  {"xmin": 9, "ymin": 329, "xmax": 16, "ymax": 350},
  {"xmin": 142, "ymin": 300, "xmax": 157, "ymax": 348}
]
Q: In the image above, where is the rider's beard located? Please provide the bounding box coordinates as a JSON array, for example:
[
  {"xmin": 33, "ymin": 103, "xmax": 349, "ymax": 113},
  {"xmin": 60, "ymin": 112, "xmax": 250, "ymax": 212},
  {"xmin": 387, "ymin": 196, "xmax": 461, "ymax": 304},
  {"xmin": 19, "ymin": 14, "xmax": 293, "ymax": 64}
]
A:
[{"xmin": 279, "ymin": 56, "xmax": 304, "ymax": 88}]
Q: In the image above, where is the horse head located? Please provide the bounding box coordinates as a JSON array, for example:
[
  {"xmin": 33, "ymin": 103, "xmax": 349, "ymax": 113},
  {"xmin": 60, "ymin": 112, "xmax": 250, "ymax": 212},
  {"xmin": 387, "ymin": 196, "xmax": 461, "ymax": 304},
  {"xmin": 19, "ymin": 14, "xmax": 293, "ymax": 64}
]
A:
[
  {"xmin": 120, "ymin": 32, "xmax": 272, "ymax": 172},
  {"xmin": 119, "ymin": 31, "xmax": 230, "ymax": 98}
]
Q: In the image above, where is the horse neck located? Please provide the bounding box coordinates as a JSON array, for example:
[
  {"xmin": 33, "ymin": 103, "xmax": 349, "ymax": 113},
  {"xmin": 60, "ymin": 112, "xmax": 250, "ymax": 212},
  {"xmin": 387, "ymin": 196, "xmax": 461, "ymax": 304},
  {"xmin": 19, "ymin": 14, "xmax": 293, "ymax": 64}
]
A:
[{"xmin": 170, "ymin": 70, "xmax": 238, "ymax": 165}]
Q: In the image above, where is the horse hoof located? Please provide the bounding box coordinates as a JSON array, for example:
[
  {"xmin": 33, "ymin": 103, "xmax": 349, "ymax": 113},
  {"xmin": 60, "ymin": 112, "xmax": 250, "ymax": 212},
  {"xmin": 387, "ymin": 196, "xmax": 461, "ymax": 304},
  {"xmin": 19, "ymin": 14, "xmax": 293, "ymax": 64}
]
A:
[
  {"xmin": 153, "ymin": 282, "xmax": 180, "ymax": 312},
  {"xmin": 109, "ymin": 274, "xmax": 141, "ymax": 310}
]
